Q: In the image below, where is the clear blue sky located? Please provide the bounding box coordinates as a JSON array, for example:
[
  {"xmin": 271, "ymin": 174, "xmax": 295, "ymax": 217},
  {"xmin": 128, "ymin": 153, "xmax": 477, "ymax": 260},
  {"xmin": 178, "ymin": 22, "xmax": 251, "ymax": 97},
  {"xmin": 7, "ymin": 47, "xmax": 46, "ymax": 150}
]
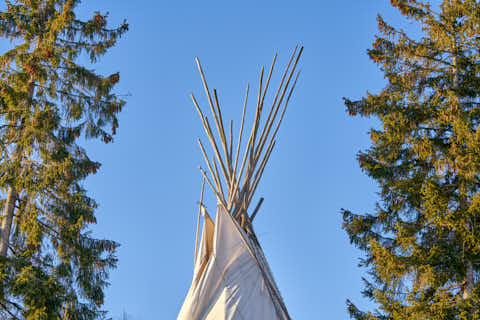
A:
[{"xmin": 2, "ymin": 1, "xmax": 417, "ymax": 319}]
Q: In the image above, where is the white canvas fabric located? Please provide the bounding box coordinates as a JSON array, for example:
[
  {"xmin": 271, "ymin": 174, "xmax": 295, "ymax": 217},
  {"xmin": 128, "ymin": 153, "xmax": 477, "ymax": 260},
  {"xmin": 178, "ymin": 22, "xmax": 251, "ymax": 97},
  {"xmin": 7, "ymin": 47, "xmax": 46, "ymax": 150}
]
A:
[{"xmin": 178, "ymin": 207, "xmax": 289, "ymax": 320}]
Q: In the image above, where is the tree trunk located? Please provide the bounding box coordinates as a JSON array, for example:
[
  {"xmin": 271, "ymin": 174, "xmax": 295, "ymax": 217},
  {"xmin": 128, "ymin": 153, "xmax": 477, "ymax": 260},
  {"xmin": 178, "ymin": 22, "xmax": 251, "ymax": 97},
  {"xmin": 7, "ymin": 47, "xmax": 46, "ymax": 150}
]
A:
[
  {"xmin": 0, "ymin": 64, "xmax": 35, "ymax": 257},
  {"xmin": 0, "ymin": 186, "xmax": 17, "ymax": 256},
  {"xmin": 464, "ymin": 259, "xmax": 474, "ymax": 299}
]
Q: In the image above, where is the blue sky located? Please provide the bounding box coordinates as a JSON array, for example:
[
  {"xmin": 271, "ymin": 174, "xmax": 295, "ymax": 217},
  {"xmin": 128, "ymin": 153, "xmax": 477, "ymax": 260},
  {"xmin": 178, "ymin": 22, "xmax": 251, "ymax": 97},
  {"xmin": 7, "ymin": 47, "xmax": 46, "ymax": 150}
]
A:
[
  {"xmin": 82, "ymin": 1, "xmax": 409, "ymax": 319},
  {"xmin": 1, "ymin": 1, "xmax": 419, "ymax": 319}
]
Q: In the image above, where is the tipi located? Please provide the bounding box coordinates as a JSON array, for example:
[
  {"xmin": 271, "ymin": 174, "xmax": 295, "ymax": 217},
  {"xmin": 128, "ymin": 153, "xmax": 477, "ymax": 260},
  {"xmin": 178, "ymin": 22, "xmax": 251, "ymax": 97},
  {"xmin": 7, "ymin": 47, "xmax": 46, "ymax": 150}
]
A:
[{"xmin": 178, "ymin": 46, "xmax": 303, "ymax": 320}]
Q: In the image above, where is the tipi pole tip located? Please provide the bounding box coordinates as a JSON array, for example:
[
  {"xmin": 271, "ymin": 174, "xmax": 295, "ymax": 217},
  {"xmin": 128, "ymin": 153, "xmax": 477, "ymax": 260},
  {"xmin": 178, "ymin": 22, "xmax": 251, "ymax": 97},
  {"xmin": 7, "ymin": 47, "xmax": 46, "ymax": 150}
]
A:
[{"xmin": 250, "ymin": 197, "xmax": 264, "ymax": 221}]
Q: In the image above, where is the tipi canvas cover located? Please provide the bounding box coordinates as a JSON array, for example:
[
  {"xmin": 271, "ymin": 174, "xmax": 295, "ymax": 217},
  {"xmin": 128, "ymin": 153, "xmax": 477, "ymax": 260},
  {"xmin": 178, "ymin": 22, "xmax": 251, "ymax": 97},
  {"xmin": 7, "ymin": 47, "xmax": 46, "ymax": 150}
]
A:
[
  {"xmin": 178, "ymin": 208, "xmax": 289, "ymax": 319},
  {"xmin": 179, "ymin": 46, "xmax": 302, "ymax": 320}
]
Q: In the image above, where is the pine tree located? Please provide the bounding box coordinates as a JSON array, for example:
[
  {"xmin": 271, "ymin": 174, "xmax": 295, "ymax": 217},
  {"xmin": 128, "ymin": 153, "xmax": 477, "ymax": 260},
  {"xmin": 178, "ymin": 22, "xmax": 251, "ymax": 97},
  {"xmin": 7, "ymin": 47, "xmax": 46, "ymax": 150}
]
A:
[
  {"xmin": 343, "ymin": 1, "xmax": 480, "ymax": 319},
  {"xmin": 0, "ymin": 0, "xmax": 128, "ymax": 318}
]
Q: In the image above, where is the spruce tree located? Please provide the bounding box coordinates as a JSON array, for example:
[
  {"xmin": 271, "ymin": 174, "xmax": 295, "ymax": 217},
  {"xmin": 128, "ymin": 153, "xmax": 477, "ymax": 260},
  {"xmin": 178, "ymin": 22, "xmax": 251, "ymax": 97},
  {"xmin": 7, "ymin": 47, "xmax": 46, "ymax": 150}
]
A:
[
  {"xmin": 344, "ymin": 1, "xmax": 480, "ymax": 319},
  {"xmin": 0, "ymin": 0, "xmax": 127, "ymax": 318}
]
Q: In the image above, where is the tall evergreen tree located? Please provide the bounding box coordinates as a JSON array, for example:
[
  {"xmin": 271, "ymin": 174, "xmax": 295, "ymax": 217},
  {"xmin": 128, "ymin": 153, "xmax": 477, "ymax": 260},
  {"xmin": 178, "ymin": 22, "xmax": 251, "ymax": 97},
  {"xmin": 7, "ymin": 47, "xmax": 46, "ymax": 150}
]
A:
[
  {"xmin": 344, "ymin": 1, "xmax": 480, "ymax": 319},
  {"xmin": 0, "ymin": 0, "xmax": 127, "ymax": 318}
]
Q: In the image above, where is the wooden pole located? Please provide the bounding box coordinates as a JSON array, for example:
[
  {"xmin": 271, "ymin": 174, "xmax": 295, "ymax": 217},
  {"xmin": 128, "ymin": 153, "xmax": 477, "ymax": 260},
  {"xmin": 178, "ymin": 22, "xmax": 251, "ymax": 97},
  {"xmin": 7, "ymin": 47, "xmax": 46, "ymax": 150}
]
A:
[
  {"xmin": 229, "ymin": 119, "xmax": 233, "ymax": 166},
  {"xmin": 250, "ymin": 67, "xmax": 264, "ymax": 160},
  {"xmin": 250, "ymin": 197, "xmax": 264, "ymax": 221},
  {"xmin": 260, "ymin": 54, "xmax": 277, "ymax": 110},
  {"xmin": 203, "ymin": 117, "xmax": 230, "ymax": 185},
  {"xmin": 192, "ymin": 47, "xmax": 302, "ymax": 222},
  {"xmin": 199, "ymin": 166, "xmax": 227, "ymax": 209},
  {"xmin": 233, "ymin": 84, "xmax": 249, "ymax": 176},
  {"xmin": 192, "ymin": 95, "xmax": 229, "ymax": 186},
  {"xmin": 229, "ymin": 84, "xmax": 249, "ymax": 207},
  {"xmin": 263, "ymin": 70, "xmax": 301, "ymax": 159},
  {"xmin": 194, "ymin": 178, "xmax": 205, "ymax": 266},
  {"xmin": 247, "ymin": 140, "xmax": 276, "ymax": 207},
  {"xmin": 196, "ymin": 58, "xmax": 232, "ymax": 182},
  {"xmin": 198, "ymin": 139, "xmax": 221, "ymax": 193},
  {"xmin": 212, "ymin": 156, "xmax": 225, "ymax": 200},
  {"xmin": 255, "ymin": 46, "xmax": 298, "ymax": 157},
  {"xmin": 213, "ymin": 89, "xmax": 232, "ymax": 174},
  {"xmin": 255, "ymin": 48, "xmax": 303, "ymax": 165},
  {"xmin": 254, "ymin": 69, "xmax": 301, "ymax": 169}
]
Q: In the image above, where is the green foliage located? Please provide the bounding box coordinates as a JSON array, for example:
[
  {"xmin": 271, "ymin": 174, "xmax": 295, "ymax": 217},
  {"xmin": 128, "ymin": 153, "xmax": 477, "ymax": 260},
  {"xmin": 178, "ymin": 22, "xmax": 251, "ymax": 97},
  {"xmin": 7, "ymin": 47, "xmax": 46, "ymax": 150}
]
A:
[
  {"xmin": 344, "ymin": 1, "xmax": 480, "ymax": 319},
  {"xmin": 0, "ymin": 0, "xmax": 128, "ymax": 318}
]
